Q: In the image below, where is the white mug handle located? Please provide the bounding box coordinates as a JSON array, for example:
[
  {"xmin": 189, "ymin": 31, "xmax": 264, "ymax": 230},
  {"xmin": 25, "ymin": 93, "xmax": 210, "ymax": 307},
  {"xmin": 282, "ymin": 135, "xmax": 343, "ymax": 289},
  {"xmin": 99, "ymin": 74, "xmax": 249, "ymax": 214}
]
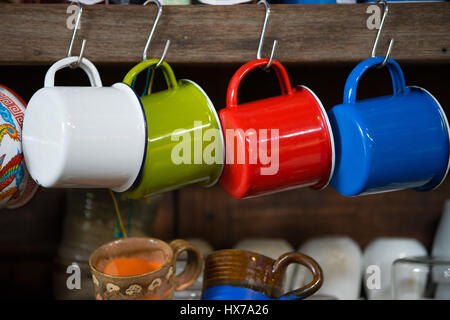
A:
[{"xmin": 44, "ymin": 56, "xmax": 103, "ymax": 88}]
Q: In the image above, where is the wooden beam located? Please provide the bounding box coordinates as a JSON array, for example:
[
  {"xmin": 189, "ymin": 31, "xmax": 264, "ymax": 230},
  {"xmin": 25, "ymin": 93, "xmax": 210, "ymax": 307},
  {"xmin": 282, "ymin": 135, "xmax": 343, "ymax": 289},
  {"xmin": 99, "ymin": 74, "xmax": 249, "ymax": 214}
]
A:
[{"xmin": 0, "ymin": 3, "xmax": 449, "ymax": 65}]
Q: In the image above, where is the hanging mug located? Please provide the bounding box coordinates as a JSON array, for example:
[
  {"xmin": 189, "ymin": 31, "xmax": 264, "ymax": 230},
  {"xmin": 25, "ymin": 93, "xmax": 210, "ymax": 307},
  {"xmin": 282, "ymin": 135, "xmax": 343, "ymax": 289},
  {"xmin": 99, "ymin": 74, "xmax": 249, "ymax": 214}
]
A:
[
  {"xmin": 0, "ymin": 85, "xmax": 39, "ymax": 209},
  {"xmin": 328, "ymin": 56, "xmax": 450, "ymax": 196},
  {"xmin": 121, "ymin": 60, "xmax": 224, "ymax": 199},
  {"xmin": 202, "ymin": 249, "xmax": 323, "ymax": 300},
  {"xmin": 219, "ymin": 58, "xmax": 335, "ymax": 199},
  {"xmin": 22, "ymin": 57, "xmax": 147, "ymax": 192}
]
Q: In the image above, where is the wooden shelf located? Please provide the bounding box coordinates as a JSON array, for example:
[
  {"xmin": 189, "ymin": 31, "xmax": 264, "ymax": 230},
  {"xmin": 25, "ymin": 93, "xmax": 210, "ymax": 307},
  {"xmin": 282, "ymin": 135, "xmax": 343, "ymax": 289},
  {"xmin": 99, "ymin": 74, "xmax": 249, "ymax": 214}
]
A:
[{"xmin": 0, "ymin": 3, "xmax": 449, "ymax": 65}]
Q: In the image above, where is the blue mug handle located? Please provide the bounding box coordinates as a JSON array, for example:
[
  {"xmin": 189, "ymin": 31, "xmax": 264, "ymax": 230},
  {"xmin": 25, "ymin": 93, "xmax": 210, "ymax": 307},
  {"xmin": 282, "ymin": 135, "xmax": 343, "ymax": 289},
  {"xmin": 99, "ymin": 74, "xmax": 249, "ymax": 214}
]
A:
[{"xmin": 344, "ymin": 56, "xmax": 407, "ymax": 104}]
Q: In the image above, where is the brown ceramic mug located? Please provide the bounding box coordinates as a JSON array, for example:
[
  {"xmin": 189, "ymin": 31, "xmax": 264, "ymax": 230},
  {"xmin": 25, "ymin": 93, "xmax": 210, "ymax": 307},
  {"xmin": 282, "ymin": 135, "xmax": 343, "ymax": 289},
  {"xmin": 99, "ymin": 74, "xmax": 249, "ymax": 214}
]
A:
[
  {"xmin": 202, "ymin": 249, "xmax": 323, "ymax": 300},
  {"xmin": 89, "ymin": 237, "xmax": 203, "ymax": 300}
]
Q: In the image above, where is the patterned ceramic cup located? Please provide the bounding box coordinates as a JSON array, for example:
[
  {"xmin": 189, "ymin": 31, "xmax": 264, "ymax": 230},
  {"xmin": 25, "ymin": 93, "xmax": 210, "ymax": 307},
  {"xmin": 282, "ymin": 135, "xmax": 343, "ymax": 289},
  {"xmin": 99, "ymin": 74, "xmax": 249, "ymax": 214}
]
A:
[
  {"xmin": 0, "ymin": 85, "xmax": 39, "ymax": 209},
  {"xmin": 202, "ymin": 249, "xmax": 323, "ymax": 300},
  {"xmin": 89, "ymin": 237, "xmax": 203, "ymax": 300}
]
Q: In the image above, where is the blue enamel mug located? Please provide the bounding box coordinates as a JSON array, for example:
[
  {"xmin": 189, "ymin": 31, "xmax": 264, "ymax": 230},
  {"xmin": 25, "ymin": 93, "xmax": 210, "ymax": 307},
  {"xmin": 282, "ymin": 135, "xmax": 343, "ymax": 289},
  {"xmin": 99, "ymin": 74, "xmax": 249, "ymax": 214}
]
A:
[
  {"xmin": 328, "ymin": 57, "xmax": 450, "ymax": 197},
  {"xmin": 202, "ymin": 249, "xmax": 323, "ymax": 300}
]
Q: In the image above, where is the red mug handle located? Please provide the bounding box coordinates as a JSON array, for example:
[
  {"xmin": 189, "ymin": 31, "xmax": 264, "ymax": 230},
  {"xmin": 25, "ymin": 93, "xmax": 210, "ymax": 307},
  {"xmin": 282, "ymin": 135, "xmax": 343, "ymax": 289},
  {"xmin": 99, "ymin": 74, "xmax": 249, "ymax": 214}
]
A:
[{"xmin": 226, "ymin": 58, "xmax": 293, "ymax": 108}]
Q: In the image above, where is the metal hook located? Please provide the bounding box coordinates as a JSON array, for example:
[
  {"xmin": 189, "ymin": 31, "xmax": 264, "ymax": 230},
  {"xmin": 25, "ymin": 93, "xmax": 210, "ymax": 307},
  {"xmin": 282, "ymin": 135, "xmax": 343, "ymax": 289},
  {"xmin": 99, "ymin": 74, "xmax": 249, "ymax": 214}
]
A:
[
  {"xmin": 371, "ymin": 0, "xmax": 394, "ymax": 68},
  {"xmin": 257, "ymin": 0, "xmax": 277, "ymax": 70},
  {"xmin": 67, "ymin": 1, "xmax": 86, "ymax": 69},
  {"xmin": 143, "ymin": 0, "xmax": 171, "ymax": 67}
]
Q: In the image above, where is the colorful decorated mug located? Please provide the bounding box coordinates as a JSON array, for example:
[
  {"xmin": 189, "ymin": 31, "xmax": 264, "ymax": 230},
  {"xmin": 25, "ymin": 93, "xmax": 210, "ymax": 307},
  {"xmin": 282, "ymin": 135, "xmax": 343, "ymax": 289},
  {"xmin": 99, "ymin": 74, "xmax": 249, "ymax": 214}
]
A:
[
  {"xmin": 89, "ymin": 237, "xmax": 203, "ymax": 300},
  {"xmin": 121, "ymin": 60, "xmax": 224, "ymax": 199},
  {"xmin": 219, "ymin": 58, "xmax": 334, "ymax": 199},
  {"xmin": 202, "ymin": 249, "xmax": 323, "ymax": 300},
  {"xmin": 0, "ymin": 85, "xmax": 39, "ymax": 209},
  {"xmin": 23, "ymin": 57, "xmax": 146, "ymax": 192},
  {"xmin": 328, "ymin": 57, "xmax": 450, "ymax": 197}
]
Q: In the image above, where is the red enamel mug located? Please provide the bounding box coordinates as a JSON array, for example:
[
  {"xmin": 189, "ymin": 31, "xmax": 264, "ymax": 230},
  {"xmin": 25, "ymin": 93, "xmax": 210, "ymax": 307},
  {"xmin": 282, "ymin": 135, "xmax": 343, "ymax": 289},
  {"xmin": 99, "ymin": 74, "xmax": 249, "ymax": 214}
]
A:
[{"xmin": 219, "ymin": 59, "xmax": 335, "ymax": 199}]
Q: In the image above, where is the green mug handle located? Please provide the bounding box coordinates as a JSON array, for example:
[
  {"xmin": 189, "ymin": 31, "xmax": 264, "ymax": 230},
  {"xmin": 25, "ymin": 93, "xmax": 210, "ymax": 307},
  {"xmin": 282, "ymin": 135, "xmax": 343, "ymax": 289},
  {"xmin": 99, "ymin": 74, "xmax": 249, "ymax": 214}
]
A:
[{"xmin": 123, "ymin": 59, "xmax": 178, "ymax": 91}]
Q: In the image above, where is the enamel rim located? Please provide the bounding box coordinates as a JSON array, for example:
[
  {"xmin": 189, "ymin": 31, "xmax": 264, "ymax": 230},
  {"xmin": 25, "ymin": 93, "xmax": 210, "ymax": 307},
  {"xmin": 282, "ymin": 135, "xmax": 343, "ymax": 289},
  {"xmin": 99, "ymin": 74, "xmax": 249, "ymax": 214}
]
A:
[
  {"xmin": 111, "ymin": 83, "xmax": 148, "ymax": 193},
  {"xmin": 182, "ymin": 79, "xmax": 225, "ymax": 187},
  {"xmin": 409, "ymin": 86, "xmax": 450, "ymax": 190},
  {"xmin": 299, "ymin": 85, "xmax": 336, "ymax": 189}
]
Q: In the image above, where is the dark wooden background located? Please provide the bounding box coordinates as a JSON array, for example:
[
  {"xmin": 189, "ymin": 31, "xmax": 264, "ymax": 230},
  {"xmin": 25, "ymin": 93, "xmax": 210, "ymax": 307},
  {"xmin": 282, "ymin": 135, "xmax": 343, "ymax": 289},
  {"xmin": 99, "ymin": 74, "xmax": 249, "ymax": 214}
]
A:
[{"xmin": 0, "ymin": 61, "xmax": 449, "ymax": 298}]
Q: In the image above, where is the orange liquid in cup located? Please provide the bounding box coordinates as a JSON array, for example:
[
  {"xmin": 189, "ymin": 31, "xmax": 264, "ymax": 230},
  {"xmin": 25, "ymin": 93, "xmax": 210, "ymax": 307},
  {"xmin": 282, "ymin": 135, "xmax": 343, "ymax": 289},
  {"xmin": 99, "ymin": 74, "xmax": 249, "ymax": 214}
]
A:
[
  {"xmin": 99, "ymin": 258, "xmax": 166, "ymax": 300},
  {"xmin": 104, "ymin": 258, "xmax": 162, "ymax": 276}
]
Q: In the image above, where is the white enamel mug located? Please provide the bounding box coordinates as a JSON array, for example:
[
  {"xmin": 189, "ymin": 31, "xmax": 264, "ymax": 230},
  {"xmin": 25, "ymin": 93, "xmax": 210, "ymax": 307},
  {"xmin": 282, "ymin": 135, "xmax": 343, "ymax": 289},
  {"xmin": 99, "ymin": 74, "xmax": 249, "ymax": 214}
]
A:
[
  {"xmin": 292, "ymin": 236, "xmax": 362, "ymax": 300},
  {"xmin": 23, "ymin": 57, "xmax": 146, "ymax": 192},
  {"xmin": 363, "ymin": 237, "xmax": 427, "ymax": 300}
]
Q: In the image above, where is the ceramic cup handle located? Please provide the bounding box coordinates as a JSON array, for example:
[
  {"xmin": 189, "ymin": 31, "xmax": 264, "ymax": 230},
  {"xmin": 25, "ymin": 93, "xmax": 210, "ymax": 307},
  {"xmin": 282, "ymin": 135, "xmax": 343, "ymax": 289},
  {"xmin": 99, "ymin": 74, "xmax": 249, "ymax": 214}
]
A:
[
  {"xmin": 272, "ymin": 252, "xmax": 323, "ymax": 300},
  {"xmin": 226, "ymin": 58, "xmax": 293, "ymax": 108},
  {"xmin": 169, "ymin": 239, "xmax": 203, "ymax": 291},
  {"xmin": 44, "ymin": 56, "xmax": 103, "ymax": 88}
]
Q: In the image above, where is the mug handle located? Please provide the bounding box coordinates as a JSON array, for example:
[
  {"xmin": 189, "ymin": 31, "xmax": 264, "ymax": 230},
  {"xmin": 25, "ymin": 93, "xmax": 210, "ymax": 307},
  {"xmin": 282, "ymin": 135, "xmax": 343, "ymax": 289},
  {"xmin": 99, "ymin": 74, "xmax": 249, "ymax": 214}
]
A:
[
  {"xmin": 169, "ymin": 239, "xmax": 203, "ymax": 291},
  {"xmin": 44, "ymin": 56, "xmax": 103, "ymax": 88},
  {"xmin": 271, "ymin": 252, "xmax": 323, "ymax": 300},
  {"xmin": 122, "ymin": 59, "xmax": 178, "ymax": 91},
  {"xmin": 226, "ymin": 58, "xmax": 293, "ymax": 108},
  {"xmin": 343, "ymin": 56, "xmax": 407, "ymax": 104}
]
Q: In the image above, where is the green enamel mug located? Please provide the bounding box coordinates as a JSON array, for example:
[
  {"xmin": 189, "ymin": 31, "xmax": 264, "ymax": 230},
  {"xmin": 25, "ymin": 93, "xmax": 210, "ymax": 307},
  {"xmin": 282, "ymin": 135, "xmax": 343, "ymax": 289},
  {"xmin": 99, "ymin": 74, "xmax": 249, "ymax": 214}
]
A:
[{"xmin": 121, "ymin": 60, "xmax": 224, "ymax": 199}]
